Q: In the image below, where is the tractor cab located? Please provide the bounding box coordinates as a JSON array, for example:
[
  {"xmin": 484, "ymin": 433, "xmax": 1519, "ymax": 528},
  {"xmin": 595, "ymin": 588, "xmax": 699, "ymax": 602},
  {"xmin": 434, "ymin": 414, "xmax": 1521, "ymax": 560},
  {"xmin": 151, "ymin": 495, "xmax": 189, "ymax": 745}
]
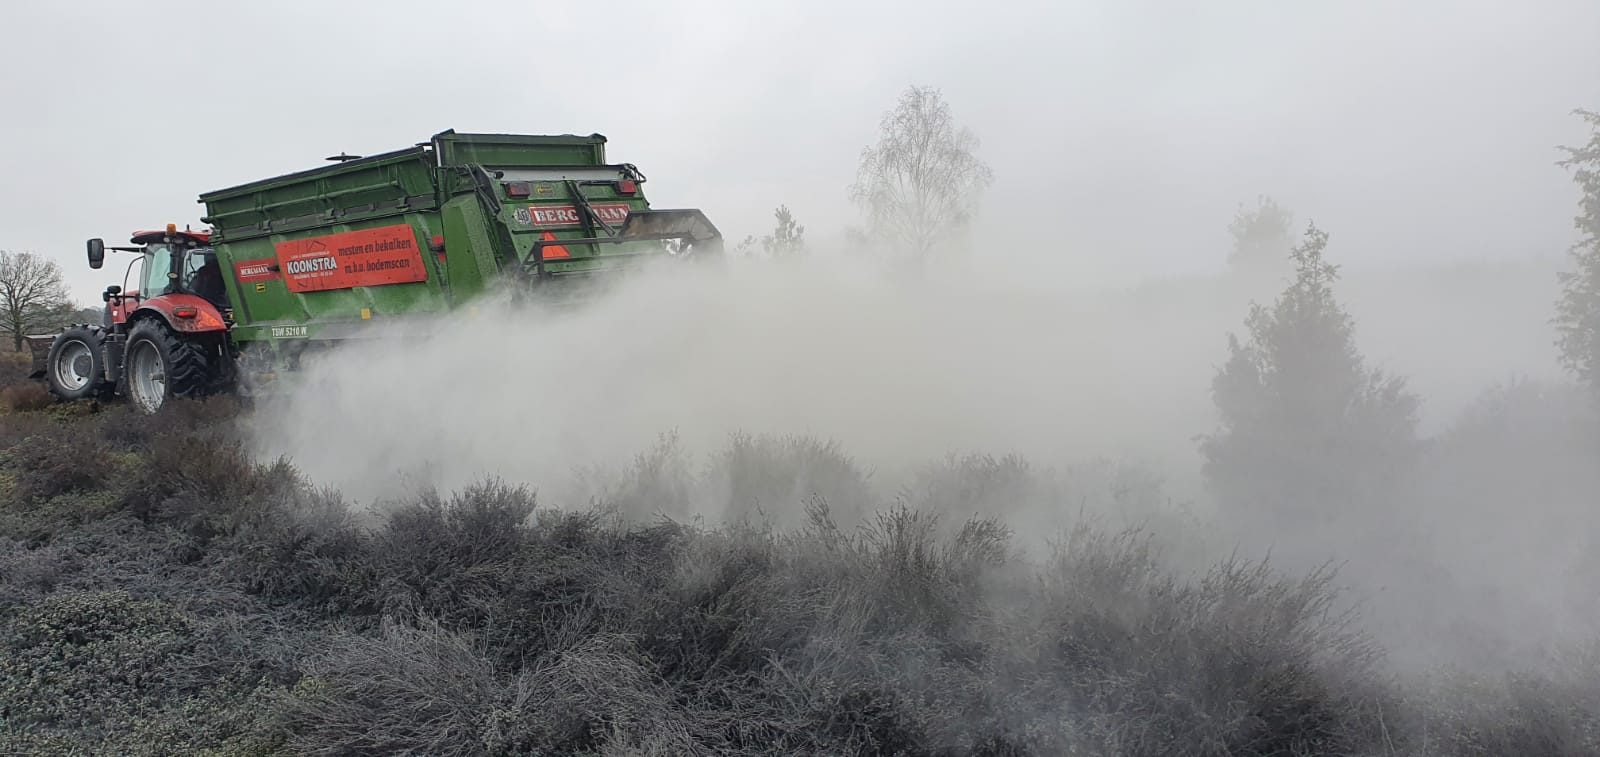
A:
[{"xmin": 90, "ymin": 224, "xmax": 231, "ymax": 320}]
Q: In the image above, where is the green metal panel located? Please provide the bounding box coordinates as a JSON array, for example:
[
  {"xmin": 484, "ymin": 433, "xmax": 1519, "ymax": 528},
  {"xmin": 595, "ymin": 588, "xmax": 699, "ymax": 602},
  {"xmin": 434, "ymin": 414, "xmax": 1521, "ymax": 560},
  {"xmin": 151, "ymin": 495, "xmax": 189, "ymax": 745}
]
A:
[
  {"xmin": 200, "ymin": 147, "xmax": 439, "ymax": 243},
  {"xmin": 439, "ymin": 194, "xmax": 499, "ymax": 299},
  {"xmin": 431, "ymin": 130, "xmax": 607, "ymax": 168}
]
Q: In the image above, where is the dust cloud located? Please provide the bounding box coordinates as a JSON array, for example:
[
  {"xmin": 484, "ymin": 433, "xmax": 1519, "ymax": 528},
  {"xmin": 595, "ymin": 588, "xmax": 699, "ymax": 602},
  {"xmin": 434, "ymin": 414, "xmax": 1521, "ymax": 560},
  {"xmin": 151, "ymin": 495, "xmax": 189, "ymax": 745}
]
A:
[
  {"xmin": 244, "ymin": 243, "xmax": 1560, "ymax": 494},
  {"xmin": 249, "ymin": 254, "xmax": 1171, "ymax": 504},
  {"xmin": 243, "ymin": 234, "xmax": 1599, "ymax": 676}
]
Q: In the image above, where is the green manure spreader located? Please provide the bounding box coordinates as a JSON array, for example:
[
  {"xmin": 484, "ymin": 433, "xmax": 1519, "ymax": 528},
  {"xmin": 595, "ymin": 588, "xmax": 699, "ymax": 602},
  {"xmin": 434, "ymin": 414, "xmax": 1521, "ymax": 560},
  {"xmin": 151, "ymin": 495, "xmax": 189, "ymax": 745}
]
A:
[{"xmin": 28, "ymin": 129, "xmax": 723, "ymax": 414}]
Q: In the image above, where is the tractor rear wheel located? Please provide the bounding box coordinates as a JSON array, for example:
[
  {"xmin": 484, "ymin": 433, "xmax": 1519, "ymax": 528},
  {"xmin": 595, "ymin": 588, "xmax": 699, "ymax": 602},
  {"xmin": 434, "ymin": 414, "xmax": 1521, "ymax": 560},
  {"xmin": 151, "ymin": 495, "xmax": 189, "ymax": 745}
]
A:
[
  {"xmin": 123, "ymin": 319, "xmax": 216, "ymax": 414},
  {"xmin": 45, "ymin": 326, "xmax": 110, "ymax": 401}
]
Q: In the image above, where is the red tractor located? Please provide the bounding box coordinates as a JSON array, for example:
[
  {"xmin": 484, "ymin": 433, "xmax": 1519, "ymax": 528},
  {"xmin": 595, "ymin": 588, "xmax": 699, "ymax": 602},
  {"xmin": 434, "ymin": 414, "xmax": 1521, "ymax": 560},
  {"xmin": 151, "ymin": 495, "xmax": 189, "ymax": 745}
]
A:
[{"xmin": 34, "ymin": 224, "xmax": 235, "ymax": 412}]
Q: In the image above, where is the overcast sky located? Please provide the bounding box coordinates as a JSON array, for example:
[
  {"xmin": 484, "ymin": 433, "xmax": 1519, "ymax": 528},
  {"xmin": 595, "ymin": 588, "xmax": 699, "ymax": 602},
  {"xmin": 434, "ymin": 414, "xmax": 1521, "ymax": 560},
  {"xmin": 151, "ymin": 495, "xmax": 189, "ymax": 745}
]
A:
[{"xmin": 3, "ymin": 0, "xmax": 1597, "ymax": 304}]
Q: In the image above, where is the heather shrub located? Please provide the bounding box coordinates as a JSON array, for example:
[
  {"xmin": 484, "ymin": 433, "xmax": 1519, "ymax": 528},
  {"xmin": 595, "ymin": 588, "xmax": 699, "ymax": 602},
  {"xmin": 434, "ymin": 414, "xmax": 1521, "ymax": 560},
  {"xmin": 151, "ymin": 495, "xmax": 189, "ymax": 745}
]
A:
[
  {"xmin": 279, "ymin": 621, "xmax": 703, "ymax": 756},
  {"xmin": 2, "ymin": 388, "xmax": 1598, "ymax": 755},
  {"xmin": 370, "ymin": 479, "xmax": 685, "ymax": 666},
  {"xmin": 2, "ymin": 429, "xmax": 119, "ymax": 506},
  {"xmin": 905, "ymin": 452, "xmax": 1045, "ymax": 518},
  {"xmin": 573, "ymin": 430, "xmax": 697, "ymax": 518},
  {"xmin": 902, "ymin": 453, "xmax": 1206, "ymax": 567},
  {"xmin": 639, "ymin": 517, "xmax": 793, "ymax": 687},
  {"xmin": 573, "ymin": 431, "xmax": 879, "ymax": 531},
  {"xmin": 371, "ymin": 479, "xmax": 540, "ymax": 623},
  {"xmin": 120, "ymin": 433, "xmax": 300, "ymax": 530},
  {"xmin": 1405, "ymin": 655, "xmax": 1600, "ymax": 756},
  {"xmin": 993, "ymin": 525, "xmax": 1391, "ymax": 756},
  {"xmin": 0, "ymin": 535, "xmax": 67, "ymax": 602},
  {"xmin": 0, "ymin": 351, "xmax": 36, "ymax": 398},
  {"xmin": 704, "ymin": 431, "xmax": 877, "ymax": 528},
  {"xmin": 0, "ymin": 423, "xmax": 137, "ymax": 542},
  {"xmin": 205, "ymin": 483, "xmax": 372, "ymax": 617},
  {"xmin": 626, "ymin": 499, "xmax": 1015, "ymax": 753},
  {"xmin": 0, "ymin": 507, "xmax": 311, "ymax": 753},
  {"xmin": 1, "ymin": 383, "xmax": 51, "ymax": 412},
  {"xmin": 0, "ymin": 589, "xmax": 195, "ymax": 733}
]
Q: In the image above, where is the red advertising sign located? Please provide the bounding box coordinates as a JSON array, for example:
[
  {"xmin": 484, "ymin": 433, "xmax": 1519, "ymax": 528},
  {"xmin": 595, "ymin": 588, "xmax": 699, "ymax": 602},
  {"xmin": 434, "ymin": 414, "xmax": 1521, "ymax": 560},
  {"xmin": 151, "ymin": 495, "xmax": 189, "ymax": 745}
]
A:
[
  {"xmin": 272, "ymin": 224, "xmax": 427, "ymax": 293},
  {"xmin": 234, "ymin": 258, "xmax": 281, "ymax": 284},
  {"xmin": 512, "ymin": 203, "xmax": 631, "ymax": 228}
]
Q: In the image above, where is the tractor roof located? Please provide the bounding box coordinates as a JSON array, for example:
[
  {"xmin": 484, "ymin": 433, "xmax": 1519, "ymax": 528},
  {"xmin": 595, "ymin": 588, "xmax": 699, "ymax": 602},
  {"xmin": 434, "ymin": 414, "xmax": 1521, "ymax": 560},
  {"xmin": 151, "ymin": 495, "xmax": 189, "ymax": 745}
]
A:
[{"xmin": 130, "ymin": 229, "xmax": 212, "ymax": 245}]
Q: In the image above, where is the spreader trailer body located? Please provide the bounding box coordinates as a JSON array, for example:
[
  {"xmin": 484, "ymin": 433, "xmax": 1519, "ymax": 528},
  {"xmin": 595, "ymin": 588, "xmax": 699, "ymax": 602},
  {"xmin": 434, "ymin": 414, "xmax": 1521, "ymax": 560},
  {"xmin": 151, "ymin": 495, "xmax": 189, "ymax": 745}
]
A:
[{"xmin": 30, "ymin": 129, "xmax": 722, "ymax": 413}]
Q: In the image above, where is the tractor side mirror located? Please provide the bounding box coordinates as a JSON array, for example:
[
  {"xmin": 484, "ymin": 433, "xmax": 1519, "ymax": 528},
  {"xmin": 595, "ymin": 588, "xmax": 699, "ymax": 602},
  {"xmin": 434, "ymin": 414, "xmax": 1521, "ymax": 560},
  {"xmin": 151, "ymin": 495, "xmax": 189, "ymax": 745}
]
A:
[
  {"xmin": 87, "ymin": 238, "xmax": 105, "ymax": 269},
  {"xmin": 103, "ymin": 285, "xmax": 121, "ymax": 302}
]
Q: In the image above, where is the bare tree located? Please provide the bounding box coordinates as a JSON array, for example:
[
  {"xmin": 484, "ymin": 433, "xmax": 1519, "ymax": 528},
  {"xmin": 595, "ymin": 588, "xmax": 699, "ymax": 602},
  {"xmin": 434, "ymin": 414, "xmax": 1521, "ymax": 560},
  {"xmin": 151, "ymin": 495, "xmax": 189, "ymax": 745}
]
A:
[
  {"xmin": 0, "ymin": 249, "xmax": 74, "ymax": 352},
  {"xmin": 1555, "ymin": 108, "xmax": 1600, "ymax": 395},
  {"xmin": 848, "ymin": 85, "xmax": 993, "ymax": 265}
]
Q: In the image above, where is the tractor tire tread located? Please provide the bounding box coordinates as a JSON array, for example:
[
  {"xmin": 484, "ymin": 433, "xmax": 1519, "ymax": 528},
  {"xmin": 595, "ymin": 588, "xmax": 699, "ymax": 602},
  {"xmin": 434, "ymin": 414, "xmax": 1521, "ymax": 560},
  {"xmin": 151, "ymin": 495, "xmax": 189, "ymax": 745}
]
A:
[
  {"xmin": 126, "ymin": 319, "xmax": 218, "ymax": 410},
  {"xmin": 163, "ymin": 330, "xmax": 214, "ymax": 398}
]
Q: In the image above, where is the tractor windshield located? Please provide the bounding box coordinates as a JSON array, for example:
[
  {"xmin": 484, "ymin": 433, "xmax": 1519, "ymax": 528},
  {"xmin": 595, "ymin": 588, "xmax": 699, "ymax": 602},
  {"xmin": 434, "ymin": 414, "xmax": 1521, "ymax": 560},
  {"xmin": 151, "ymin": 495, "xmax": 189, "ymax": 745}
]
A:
[{"xmin": 140, "ymin": 243, "xmax": 176, "ymax": 297}]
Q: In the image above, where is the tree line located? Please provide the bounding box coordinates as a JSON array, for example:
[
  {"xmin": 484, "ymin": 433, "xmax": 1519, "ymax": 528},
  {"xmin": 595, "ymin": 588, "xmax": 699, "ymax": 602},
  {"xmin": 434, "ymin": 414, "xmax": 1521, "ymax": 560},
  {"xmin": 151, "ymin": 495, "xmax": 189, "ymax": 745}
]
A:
[
  {"xmin": 772, "ymin": 84, "xmax": 1600, "ymax": 399},
  {"xmin": 1201, "ymin": 107, "xmax": 1600, "ymax": 526},
  {"xmin": 734, "ymin": 85, "xmax": 1600, "ymax": 542}
]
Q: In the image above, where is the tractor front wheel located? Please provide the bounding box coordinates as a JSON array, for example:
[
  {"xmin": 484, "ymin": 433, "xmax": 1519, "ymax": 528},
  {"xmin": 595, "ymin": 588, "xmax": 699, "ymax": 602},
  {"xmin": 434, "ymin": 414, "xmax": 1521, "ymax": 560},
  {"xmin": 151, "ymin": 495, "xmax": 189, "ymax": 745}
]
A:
[
  {"xmin": 44, "ymin": 326, "xmax": 110, "ymax": 401},
  {"xmin": 123, "ymin": 319, "xmax": 216, "ymax": 414}
]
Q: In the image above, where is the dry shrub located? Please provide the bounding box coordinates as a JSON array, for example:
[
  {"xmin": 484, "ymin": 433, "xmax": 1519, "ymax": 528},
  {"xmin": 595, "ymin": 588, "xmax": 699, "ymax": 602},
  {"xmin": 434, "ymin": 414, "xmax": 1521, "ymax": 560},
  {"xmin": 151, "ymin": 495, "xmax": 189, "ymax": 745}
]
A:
[
  {"xmin": 2, "ymin": 383, "xmax": 52, "ymax": 412},
  {"xmin": 281, "ymin": 621, "xmax": 702, "ymax": 756},
  {"xmin": 906, "ymin": 452, "xmax": 1044, "ymax": 518},
  {"xmin": 575, "ymin": 431, "xmax": 878, "ymax": 530},
  {"xmin": 987, "ymin": 524, "xmax": 1391, "ymax": 756},
  {"xmin": 279, "ymin": 621, "xmax": 505, "ymax": 757},
  {"xmin": 792, "ymin": 499, "xmax": 1011, "ymax": 641},
  {"xmin": 371, "ymin": 479, "xmax": 540, "ymax": 620},
  {"xmin": 2, "ymin": 429, "xmax": 118, "ymax": 507},
  {"xmin": 705, "ymin": 431, "xmax": 876, "ymax": 529},
  {"xmin": 573, "ymin": 430, "xmax": 698, "ymax": 519},
  {"xmin": 206, "ymin": 483, "xmax": 373, "ymax": 616},
  {"xmin": 120, "ymin": 432, "xmax": 301, "ymax": 536},
  {"xmin": 0, "ymin": 535, "xmax": 69, "ymax": 603},
  {"xmin": 0, "ymin": 349, "xmax": 33, "ymax": 386},
  {"xmin": 0, "ymin": 589, "xmax": 195, "ymax": 731},
  {"xmin": 625, "ymin": 499, "xmax": 1016, "ymax": 753},
  {"xmin": 499, "ymin": 632, "xmax": 705, "ymax": 753},
  {"xmin": 5, "ymin": 389, "xmax": 1600, "ymax": 756},
  {"xmin": 1407, "ymin": 657, "xmax": 1600, "ymax": 757},
  {"xmin": 372, "ymin": 481, "xmax": 685, "ymax": 667}
]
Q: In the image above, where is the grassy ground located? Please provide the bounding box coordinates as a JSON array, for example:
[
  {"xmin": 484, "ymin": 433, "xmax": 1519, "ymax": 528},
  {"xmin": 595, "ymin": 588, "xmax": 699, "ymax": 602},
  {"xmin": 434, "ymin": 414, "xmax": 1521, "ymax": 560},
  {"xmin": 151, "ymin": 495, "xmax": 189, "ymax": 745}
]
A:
[{"xmin": 2, "ymin": 351, "xmax": 1598, "ymax": 755}]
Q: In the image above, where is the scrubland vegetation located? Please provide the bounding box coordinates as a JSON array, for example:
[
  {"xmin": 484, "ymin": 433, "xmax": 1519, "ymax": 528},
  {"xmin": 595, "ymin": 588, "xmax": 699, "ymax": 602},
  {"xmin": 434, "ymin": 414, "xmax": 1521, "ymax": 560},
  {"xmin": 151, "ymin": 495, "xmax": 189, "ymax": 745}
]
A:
[{"xmin": 3, "ymin": 340, "xmax": 1600, "ymax": 756}]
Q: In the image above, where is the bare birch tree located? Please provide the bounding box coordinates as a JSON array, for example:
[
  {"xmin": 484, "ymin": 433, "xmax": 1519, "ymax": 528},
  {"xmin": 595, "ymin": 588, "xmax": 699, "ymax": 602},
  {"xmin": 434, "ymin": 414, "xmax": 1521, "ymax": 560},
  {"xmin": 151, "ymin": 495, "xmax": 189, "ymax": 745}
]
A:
[
  {"xmin": 849, "ymin": 86, "xmax": 993, "ymax": 265},
  {"xmin": 0, "ymin": 249, "xmax": 74, "ymax": 351}
]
